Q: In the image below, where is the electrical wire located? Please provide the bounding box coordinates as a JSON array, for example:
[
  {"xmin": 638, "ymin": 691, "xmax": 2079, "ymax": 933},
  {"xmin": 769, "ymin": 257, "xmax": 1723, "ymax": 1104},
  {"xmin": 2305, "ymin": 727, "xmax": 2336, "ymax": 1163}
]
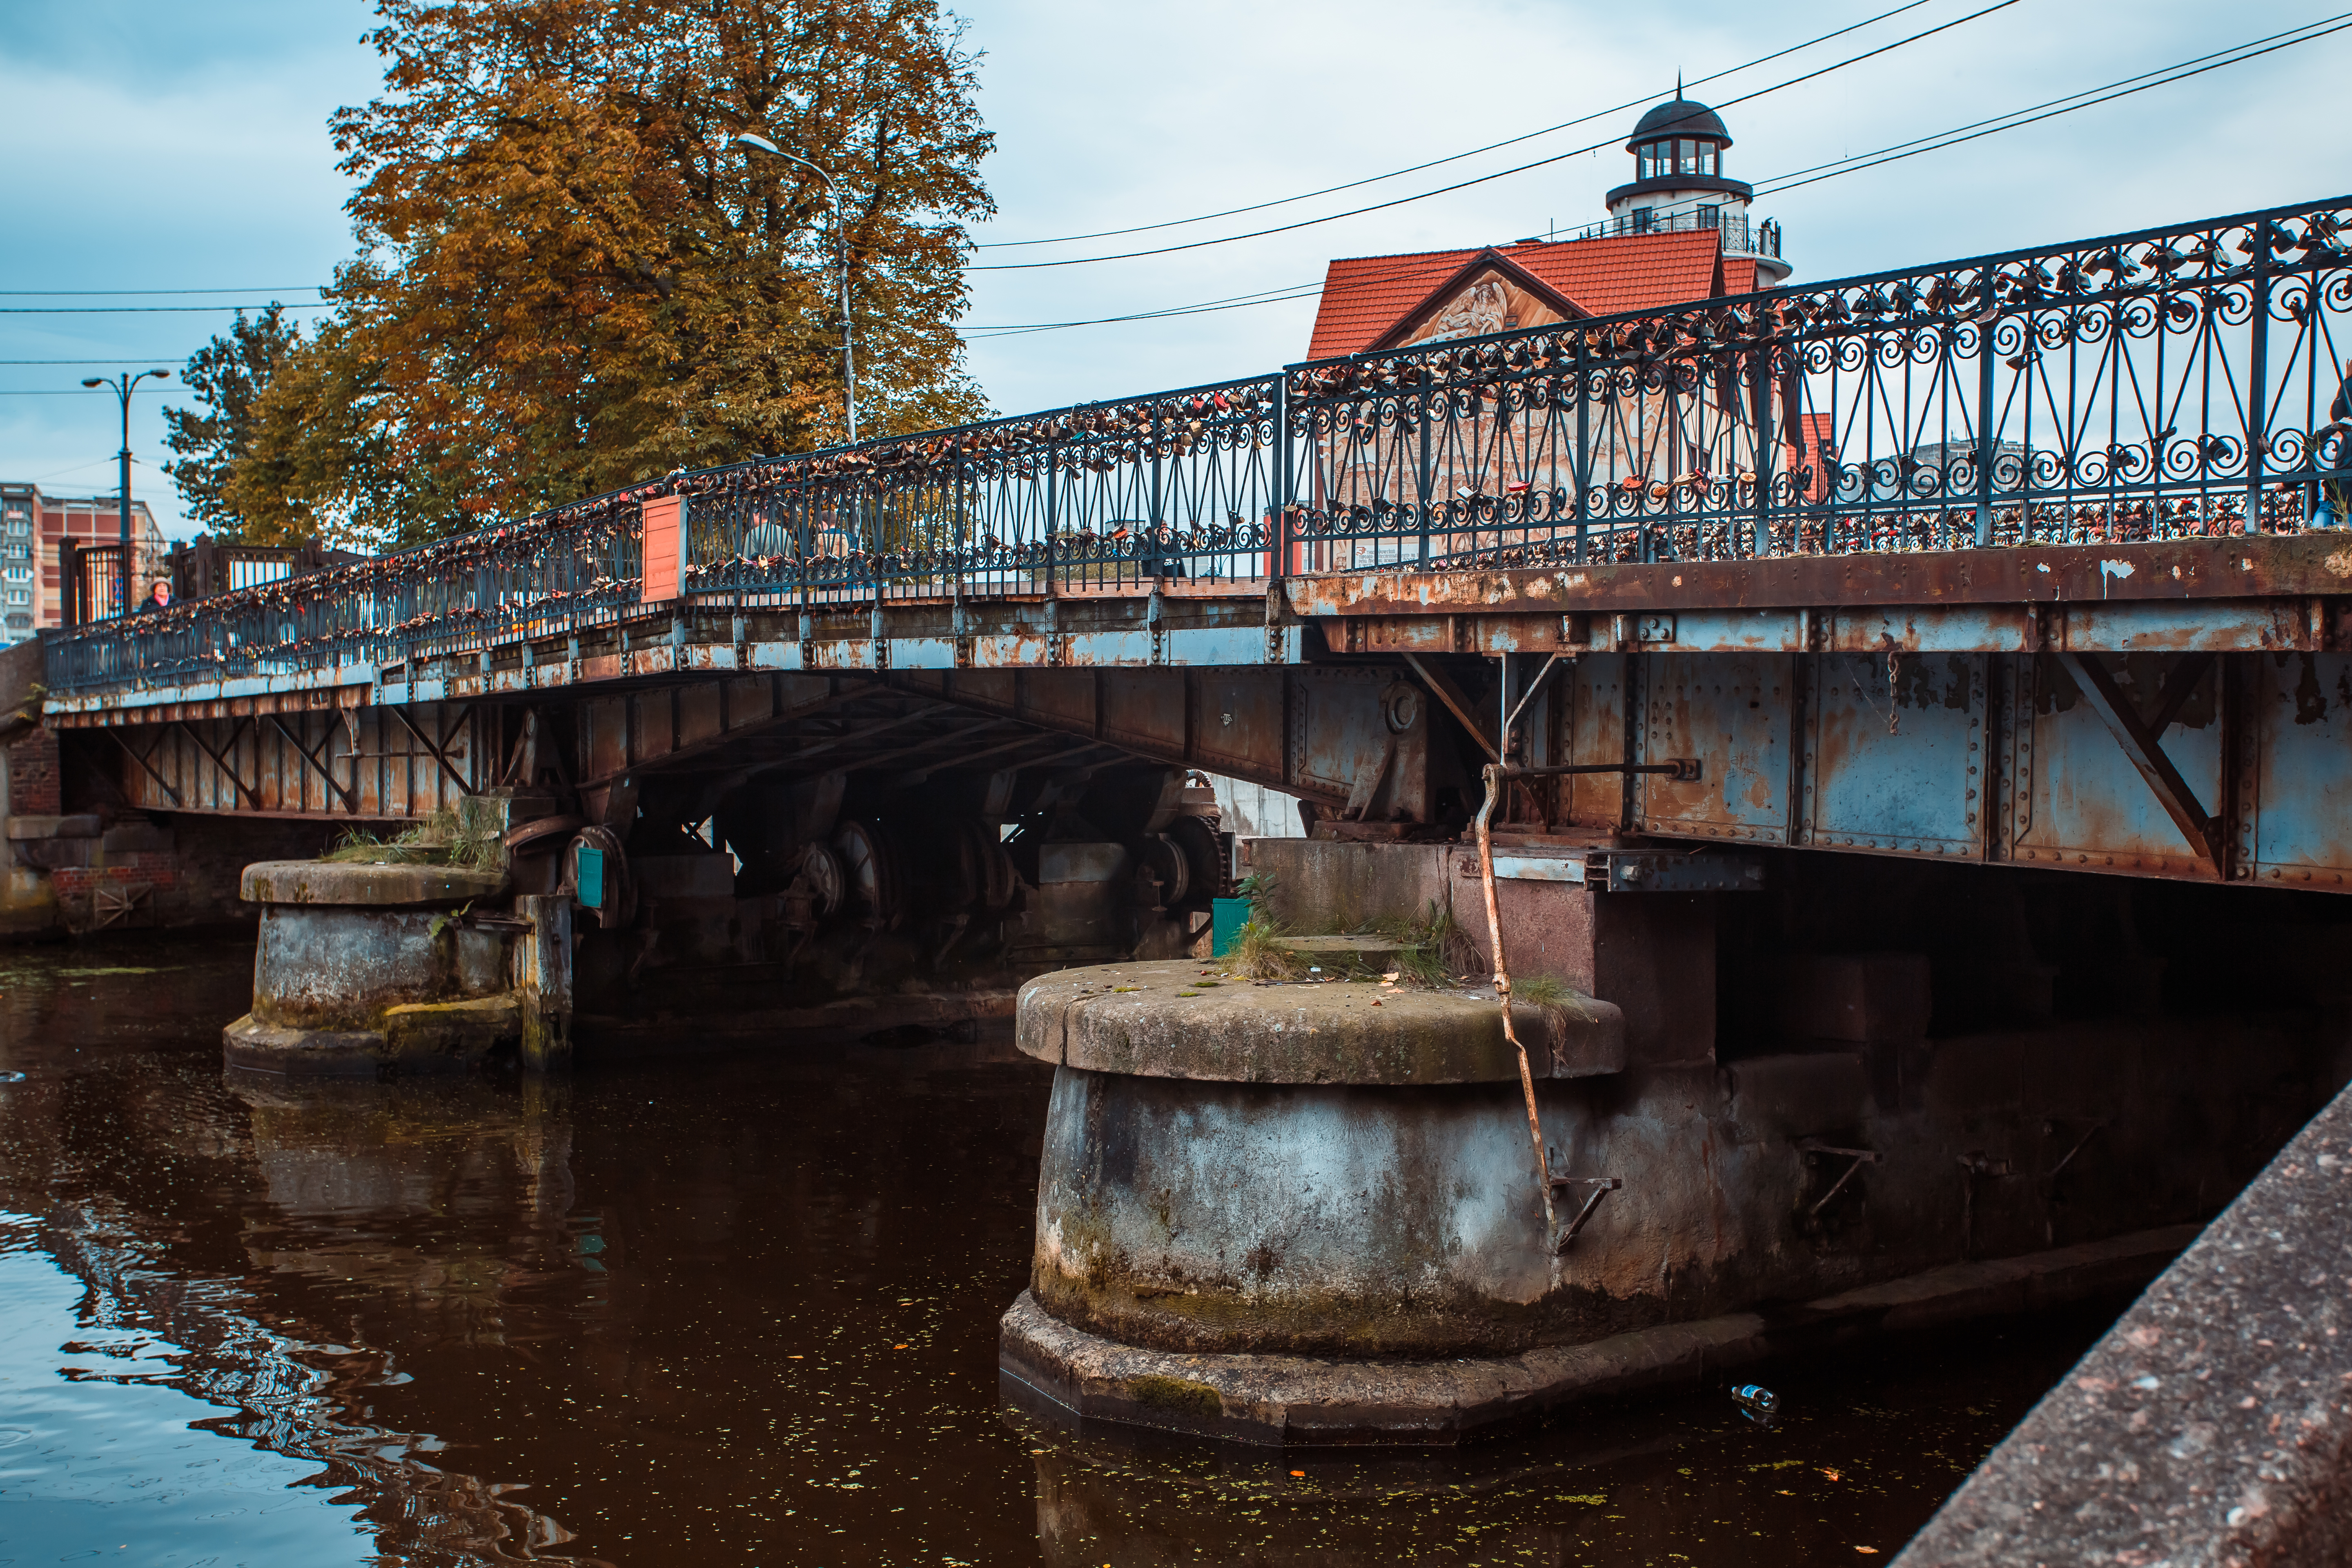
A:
[
  {"xmin": 0, "ymin": 303, "xmax": 335, "ymax": 315},
  {"xmin": 1754, "ymin": 15, "xmax": 2352, "ymax": 198},
  {"xmin": 1613, "ymin": 12, "xmax": 2352, "ymax": 229},
  {"xmin": 965, "ymin": 0, "xmax": 2022, "ymax": 272},
  {"xmin": 0, "ymin": 288, "xmax": 324, "ymax": 297},
  {"xmin": 966, "ymin": 12, "xmax": 2352, "ymax": 337},
  {"xmin": 969, "ymin": 0, "xmax": 1949, "ymax": 249}
]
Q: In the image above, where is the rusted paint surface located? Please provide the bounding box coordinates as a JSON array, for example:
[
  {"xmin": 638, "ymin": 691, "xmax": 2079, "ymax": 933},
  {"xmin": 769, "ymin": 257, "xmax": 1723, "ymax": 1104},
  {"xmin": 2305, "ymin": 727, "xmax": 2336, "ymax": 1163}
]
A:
[
  {"xmin": 2059, "ymin": 599, "xmax": 2316, "ymax": 654},
  {"xmin": 1635, "ymin": 609, "xmax": 1806, "ymax": 654},
  {"xmin": 1822, "ymin": 607, "xmax": 2031, "ymax": 655},
  {"xmin": 1633, "ymin": 653, "xmax": 1793, "ymax": 844},
  {"xmin": 2241, "ymin": 652, "xmax": 2352, "ymax": 889},
  {"xmin": 2004, "ymin": 655, "xmax": 2226, "ymax": 880},
  {"xmin": 1803, "ymin": 653, "xmax": 1984, "ymax": 858},
  {"xmin": 1552, "ymin": 653, "xmax": 1629, "ymax": 831},
  {"xmin": 1285, "ymin": 532, "xmax": 2352, "ymax": 617}
]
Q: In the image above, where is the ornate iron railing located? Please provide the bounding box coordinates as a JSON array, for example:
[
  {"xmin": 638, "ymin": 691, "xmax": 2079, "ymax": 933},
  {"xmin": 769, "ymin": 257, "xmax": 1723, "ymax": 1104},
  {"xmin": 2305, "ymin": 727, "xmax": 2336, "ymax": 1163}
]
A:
[{"xmin": 43, "ymin": 192, "xmax": 2352, "ymax": 695}]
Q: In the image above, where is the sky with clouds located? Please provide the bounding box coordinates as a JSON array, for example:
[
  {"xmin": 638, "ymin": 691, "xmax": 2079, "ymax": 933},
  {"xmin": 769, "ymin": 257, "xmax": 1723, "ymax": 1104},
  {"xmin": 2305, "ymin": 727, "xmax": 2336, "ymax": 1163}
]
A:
[{"xmin": 2, "ymin": 0, "xmax": 2344, "ymax": 537}]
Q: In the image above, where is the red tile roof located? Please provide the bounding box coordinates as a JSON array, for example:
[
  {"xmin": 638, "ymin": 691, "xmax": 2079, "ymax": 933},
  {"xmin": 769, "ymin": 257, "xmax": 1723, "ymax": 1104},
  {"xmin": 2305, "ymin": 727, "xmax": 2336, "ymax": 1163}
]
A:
[{"xmin": 1305, "ymin": 230, "xmax": 1737, "ymax": 361}]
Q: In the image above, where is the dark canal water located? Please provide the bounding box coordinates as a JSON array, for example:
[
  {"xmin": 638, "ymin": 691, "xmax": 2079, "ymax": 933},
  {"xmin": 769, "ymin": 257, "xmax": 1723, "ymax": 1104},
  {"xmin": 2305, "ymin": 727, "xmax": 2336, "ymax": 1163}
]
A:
[{"xmin": 0, "ymin": 936, "xmax": 2129, "ymax": 1566}]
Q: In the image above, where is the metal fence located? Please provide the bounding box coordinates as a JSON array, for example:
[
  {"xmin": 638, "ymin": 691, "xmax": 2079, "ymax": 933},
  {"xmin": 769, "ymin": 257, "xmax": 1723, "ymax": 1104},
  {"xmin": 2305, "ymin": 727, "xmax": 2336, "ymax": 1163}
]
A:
[{"xmin": 44, "ymin": 192, "xmax": 2352, "ymax": 695}]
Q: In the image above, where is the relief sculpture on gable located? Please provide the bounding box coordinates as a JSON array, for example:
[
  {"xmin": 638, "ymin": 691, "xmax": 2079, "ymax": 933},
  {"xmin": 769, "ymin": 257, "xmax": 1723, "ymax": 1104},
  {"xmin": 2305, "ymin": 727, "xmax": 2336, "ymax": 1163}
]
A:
[{"xmin": 1400, "ymin": 272, "xmax": 1564, "ymax": 348}]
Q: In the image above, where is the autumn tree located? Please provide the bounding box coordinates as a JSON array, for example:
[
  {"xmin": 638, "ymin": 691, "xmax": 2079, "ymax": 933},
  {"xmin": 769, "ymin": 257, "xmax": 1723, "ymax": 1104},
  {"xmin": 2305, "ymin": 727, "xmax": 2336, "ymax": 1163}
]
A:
[
  {"xmin": 225, "ymin": 0, "xmax": 993, "ymax": 548},
  {"xmin": 160, "ymin": 305, "xmax": 305, "ymax": 539}
]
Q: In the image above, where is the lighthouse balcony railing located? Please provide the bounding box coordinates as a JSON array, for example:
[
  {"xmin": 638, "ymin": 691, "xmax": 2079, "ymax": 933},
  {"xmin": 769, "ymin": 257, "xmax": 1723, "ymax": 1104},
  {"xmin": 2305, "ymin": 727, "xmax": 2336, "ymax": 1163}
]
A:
[{"xmin": 1575, "ymin": 209, "xmax": 1781, "ymax": 259}]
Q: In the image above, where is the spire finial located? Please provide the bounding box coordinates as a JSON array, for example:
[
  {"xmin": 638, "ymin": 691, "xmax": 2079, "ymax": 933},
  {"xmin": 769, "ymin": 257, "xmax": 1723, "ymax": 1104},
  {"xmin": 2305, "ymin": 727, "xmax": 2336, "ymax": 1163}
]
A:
[{"xmin": 1676, "ymin": 71, "xmax": 1683, "ymax": 100}]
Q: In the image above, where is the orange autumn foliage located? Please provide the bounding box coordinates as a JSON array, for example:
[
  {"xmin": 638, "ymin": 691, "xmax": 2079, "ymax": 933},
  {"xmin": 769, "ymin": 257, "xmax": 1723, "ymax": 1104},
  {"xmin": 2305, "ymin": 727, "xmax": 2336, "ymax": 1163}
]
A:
[{"xmin": 225, "ymin": 0, "xmax": 992, "ymax": 548}]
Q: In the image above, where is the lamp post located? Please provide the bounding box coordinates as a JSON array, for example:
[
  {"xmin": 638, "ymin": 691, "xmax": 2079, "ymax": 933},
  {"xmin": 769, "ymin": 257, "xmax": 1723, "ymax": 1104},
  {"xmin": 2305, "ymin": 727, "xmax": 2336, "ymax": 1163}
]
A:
[
  {"xmin": 79, "ymin": 368, "xmax": 171, "ymax": 617},
  {"xmin": 731, "ymin": 132, "xmax": 857, "ymax": 445}
]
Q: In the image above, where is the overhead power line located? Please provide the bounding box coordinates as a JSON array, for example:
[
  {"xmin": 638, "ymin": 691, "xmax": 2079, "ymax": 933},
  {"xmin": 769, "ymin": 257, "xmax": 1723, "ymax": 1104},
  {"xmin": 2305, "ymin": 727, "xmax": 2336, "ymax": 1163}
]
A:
[
  {"xmin": 0, "ymin": 288, "xmax": 326, "ymax": 297},
  {"xmin": 0, "ymin": 358, "xmax": 191, "ymax": 365},
  {"xmin": 965, "ymin": 12, "xmax": 2352, "ymax": 339},
  {"xmin": 971, "ymin": 0, "xmax": 1949, "ymax": 250},
  {"xmin": 968, "ymin": 253, "xmax": 1492, "ymax": 339},
  {"xmin": 1753, "ymin": 14, "xmax": 2352, "ymax": 197},
  {"xmin": 1554, "ymin": 14, "xmax": 2352, "ymax": 232},
  {"xmin": 0, "ymin": 302, "xmax": 336, "ymax": 315},
  {"xmin": 966, "ymin": 0, "xmax": 2020, "ymax": 272}
]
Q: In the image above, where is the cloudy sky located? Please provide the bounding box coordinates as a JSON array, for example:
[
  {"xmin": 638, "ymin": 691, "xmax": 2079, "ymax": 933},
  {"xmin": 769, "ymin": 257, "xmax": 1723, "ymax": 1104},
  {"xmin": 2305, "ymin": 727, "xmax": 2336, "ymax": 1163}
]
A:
[{"xmin": 1, "ymin": 0, "xmax": 2343, "ymax": 536}]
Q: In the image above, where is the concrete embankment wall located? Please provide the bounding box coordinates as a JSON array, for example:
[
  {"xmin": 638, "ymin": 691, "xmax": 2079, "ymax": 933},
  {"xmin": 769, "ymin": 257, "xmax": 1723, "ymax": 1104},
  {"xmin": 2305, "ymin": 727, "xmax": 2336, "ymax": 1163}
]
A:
[{"xmin": 1895, "ymin": 1075, "xmax": 2352, "ymax": 1567}]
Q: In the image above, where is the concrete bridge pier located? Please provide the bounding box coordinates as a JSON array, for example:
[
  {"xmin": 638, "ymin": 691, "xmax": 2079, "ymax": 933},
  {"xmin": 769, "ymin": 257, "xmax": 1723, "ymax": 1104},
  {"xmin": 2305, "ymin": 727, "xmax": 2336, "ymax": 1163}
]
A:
[
  {"xmin": 999, "ymin": 834, "xmax": 2352, "ymax": 1447},
  {"xmin": 222, "ymin": 795, "xmax": 578, "ymax": 1077}
]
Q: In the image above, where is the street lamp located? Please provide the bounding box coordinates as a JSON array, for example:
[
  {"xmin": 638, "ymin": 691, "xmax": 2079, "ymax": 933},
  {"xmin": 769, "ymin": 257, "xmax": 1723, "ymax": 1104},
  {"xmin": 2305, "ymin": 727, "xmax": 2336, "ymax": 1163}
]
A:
[
  {"xmin": 79, "ymin": 368, "xmax": 171, "ymax": 617},
  {"xmin": 732, "ymin": 131, "xmax": 858, "ymax": 445}
]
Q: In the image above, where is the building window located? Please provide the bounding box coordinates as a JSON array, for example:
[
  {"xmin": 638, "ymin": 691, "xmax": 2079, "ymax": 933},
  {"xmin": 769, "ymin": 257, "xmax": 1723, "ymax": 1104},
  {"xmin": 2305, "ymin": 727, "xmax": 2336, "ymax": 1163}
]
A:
[
  {"xmin": 1697, "ymin": 205, "xmax": 1720, "ymax": 230},
  {"xmin": 5, "ymin": 590, "xmax": 29, "ymax": 606},
  {"xmin": 1638, "ymin": 142, "xmax": 1666, "ymax": 180},
  {"xmin": 1632, "ymin": 207, "xmax": 1657, "ymax": 233}
]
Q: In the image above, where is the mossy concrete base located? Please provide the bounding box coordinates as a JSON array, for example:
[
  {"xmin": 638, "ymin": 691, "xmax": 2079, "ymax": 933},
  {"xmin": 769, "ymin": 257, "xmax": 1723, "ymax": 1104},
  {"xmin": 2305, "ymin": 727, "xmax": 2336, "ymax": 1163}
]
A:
[
  {"xmin": 221, "ymin": 1016, "xmax": 389, "ymax": 1077},
  {"xmin": 232, "ymin": 857, "xmax": 527, "ymax": 1076},
  {"xmin": 241, "ymin": 860, "xmax": 508, "ymax": 906},
  {"xmin": 225, "ymin": 992, "xmax": 523, "ymax": 1077},
  {"xmin": 1000, "ymin": 1225, "xmax": 2194, "ymax": 1447}
]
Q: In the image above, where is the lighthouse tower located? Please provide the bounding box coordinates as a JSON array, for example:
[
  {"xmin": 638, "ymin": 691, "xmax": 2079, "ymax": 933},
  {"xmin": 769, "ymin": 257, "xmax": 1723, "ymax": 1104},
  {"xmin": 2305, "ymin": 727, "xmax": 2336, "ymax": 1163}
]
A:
[{"xmin": 1603, "ymin": 93, "xmax": 1789, "ymax": 285}]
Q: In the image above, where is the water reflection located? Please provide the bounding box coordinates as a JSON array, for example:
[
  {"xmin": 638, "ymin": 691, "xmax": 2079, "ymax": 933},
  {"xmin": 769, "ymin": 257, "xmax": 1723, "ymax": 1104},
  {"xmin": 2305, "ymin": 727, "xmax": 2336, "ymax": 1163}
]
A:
[
  {"xmin": 0, "ymin": 944, "xmax": 603, "ymax": 1563},
  {"xmin": 0, "ymin": 936, "xmax": 2119, "ymax": 1566},
  {"xmin": 1007, "ymin": 1304, "xmax": 2120, "ymax": 1567}
]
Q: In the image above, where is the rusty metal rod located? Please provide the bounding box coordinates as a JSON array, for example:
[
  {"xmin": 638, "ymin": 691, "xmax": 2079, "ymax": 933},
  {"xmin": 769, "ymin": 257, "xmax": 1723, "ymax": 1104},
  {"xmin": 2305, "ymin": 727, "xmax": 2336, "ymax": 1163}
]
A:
[
  {"xmin": 1808, "ymin": 1154, "xmax": 1873, "ymax": 1217},
  {"xmin": 1474, "ymin": 761, "xmax": 1559, "ymax": 1248},
  {"xmin": 1497, "ymin": 762, "xmax": 1696, "ymax": 777},
  {"xmin": 1500, "ymin": 651, "xmax": 1568, "ymax": 752},
  {"xmin": 1556, "ymin": 1177, "xmax": 1621, "ymax": 1252}
]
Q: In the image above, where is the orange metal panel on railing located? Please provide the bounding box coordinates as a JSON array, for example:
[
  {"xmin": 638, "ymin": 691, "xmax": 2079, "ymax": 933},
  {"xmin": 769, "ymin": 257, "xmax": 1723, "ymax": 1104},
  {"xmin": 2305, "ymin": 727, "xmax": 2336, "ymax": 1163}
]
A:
[{"xmin": 641, "ymin": 497, "xmax": 684, "ymax": 604}]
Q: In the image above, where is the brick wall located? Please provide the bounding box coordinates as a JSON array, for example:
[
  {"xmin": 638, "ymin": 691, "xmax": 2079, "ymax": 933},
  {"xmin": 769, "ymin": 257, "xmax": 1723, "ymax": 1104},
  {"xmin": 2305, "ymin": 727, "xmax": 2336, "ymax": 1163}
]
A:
[
  {"xmin": 8, "ymin": 726, "xmax": 58, "ymax": 815},
  {"xmin": 53, "ymin": 853, "xmax": 180, "ymax": 898}
]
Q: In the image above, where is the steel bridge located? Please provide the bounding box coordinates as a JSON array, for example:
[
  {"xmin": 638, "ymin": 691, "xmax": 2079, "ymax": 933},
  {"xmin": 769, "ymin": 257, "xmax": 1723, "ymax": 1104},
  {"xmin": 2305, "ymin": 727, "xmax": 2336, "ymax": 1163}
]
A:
[{"xmin": 31, "ymin": 194, "xmax": 2352, "ymax": 893}]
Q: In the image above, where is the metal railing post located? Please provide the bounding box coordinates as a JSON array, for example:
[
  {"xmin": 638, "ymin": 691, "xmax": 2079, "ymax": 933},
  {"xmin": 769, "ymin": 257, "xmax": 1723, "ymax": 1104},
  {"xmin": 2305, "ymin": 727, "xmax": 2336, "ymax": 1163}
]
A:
[
  {"xmin": 1572, "ymin": 332, "xmax": 1591, "ymax": 565},
  {"xmin": 1748, "ymin": 334, "xmax": 1776, "ymax": 558},
  {"xmin": 1975, "ymin": 299, "xmax": 1998, "ymax": 549},
  {"xmin": 1149, "ymin": 401, "xmax": 1165, "ymax": 588},
  {"xmin": 1044, "ymin": 436, "xmax": 1058, "ymax": 597},
  {"xmin": 2246, "ymin": 218, "xmax": 2274, "ymax": 531},
  {"xmin": 1273, "ymin": 375, "xmax": 1293, "ymax": 583},
  {"xmin": 1416, "ymin": 366, "xmax": 1433, "ymax": 568}
]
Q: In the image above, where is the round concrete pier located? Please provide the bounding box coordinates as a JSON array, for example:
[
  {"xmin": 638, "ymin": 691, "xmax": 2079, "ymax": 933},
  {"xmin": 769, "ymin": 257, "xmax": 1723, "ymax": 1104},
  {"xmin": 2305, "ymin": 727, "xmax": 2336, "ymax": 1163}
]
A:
[
  {"xmin": 1002, "ymin": 956, "xmax": 1641, "ymax": 1438},
  {"xmin": 223, "ymin": 860, "xmax": 520, "ymax": 1076}
]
